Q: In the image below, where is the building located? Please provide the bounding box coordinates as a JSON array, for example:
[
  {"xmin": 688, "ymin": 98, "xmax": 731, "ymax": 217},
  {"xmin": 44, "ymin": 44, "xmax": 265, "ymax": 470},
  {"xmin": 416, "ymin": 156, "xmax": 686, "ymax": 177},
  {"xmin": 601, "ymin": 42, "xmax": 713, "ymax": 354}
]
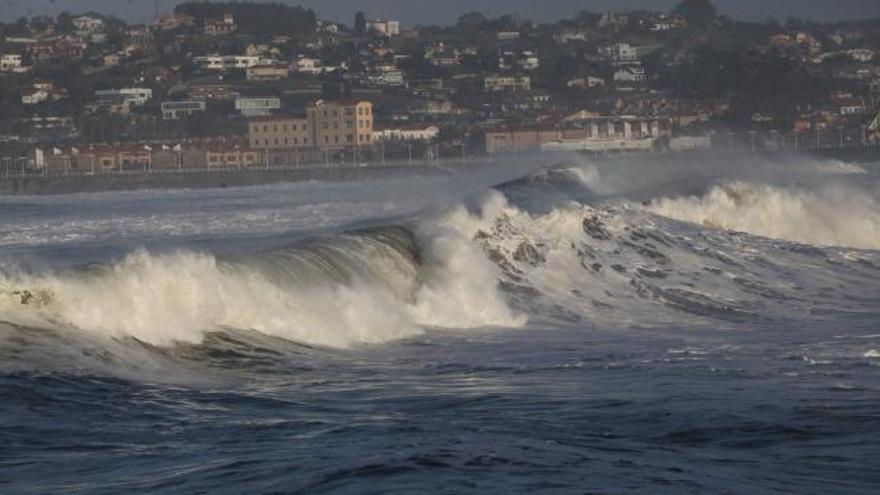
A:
[
  {"xmin": 205, "ymin": 13, "xmax": 237, "ymax": 36},
  {"xmin": 235, "ymin": 96, "xmax": 281, "ymax": 117},
  {"xmin": 72, "ymin": 15, "xmax": 104, "ymax": 33},
  {"xmin": 542, "ymin": 117, "xmax": 672, "ymax": 152},
  {"xmin": 484, "ymin": 128, "xmax": 561, "ymax": 153},
  {"xmin": 152, "ymin": 13, "xmax": 195, "ymax": 31},
  {"xmin": 485, "ymin": 118, "xmax": 672, "ymax": 153},
  {"xmin": 307, "ymin": 100, "xmax": 374, "ymax": 149},
  {"xmin": 367, "ymin": 20, "xmax": 400, "ymax": 37},
  {"xmin": 373, "ymin": 124, "xmax": 440, "ymax": 142},
  {"xmin": 484, "ymin": 75, "xmax": 531, "ymax": 92},
  {"xmin": 0, "ymin": 54, "xmax": 28, "ymax": 73},
  {"xmin": 188, "ymin": 82, "xmax": 239, "ymax": 101},
  {"xmin": 248, "ymin": 115, "xmax": 311, "ymax": 150},
  {"xmin": 161, "ymin": 100, "xmax": 207, "ymax": 120},
  {"xmin": 194, "ymin": 55, "xmax": 261, "ymax": 71},
  {"xmin": 614, "ymin": 66, "xmax": 647, "ymax": 83},
  {"xmin": 600, "ymin": 43, "xmax": 638, "ymax": 63},
  {"xmin": 294, "ymin": 57, "xmax": 325, "ymax": 75},
  {"xmin": 249, "ymin": 100, "xmax": 374, "ymax": 152},
  {"xmin": 95, "ymin": 88, "xmax": 153, "ymax": 106},
  {"xmin": 246, "ymin": 64, "xmax": 290, "ymax": 82},
  {"xmin": 833, "ymin": 93, "xmax": 866, "ymax": 115}
]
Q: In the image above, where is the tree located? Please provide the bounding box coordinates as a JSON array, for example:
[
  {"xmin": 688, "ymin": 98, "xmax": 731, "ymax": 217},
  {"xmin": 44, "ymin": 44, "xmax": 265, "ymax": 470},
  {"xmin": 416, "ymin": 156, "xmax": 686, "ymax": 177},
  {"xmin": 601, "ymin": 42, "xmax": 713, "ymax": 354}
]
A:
[
  {"xmin": 674, "ymin": 0, "xmax": 717, "ymax": 30},
  {"xmin": 457, "ymin": 12, "xmax": 488, "ymax": 30},
  {"xmin": 355, "ymin": 12, "xmax": 366, "ymax": 33}
]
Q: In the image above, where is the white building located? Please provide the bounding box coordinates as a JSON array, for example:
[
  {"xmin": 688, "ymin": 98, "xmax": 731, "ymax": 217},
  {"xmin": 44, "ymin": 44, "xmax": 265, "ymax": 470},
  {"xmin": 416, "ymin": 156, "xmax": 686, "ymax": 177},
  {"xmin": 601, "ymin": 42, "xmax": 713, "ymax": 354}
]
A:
[
  {"xmin": 600, "ymin": 43, "xmax": 638, "ymax": 63},
  {"xmin": 22, "ymin": 88, "xmax": 49, "ymax": 105},
  {"xmin": 0, "ymin": 54, "xmax": 28, "ymax": 73},
  {"xmin": 235, "ymin": 96, "xmax": 281, "ymax": 117},
  {"xmin": 373, "ymin": 125, "xmax": 440, "ymax": 142},
  {"xmin": 497, "ymin": 31, "xmax": 520, "ymax": 41},
  {"xmin": 848, "ymin": 49, "xmax": 875, "ymax": 62},
  {"xmin": 95, "ymin": 88, "xmax": 153, "ymax": 106},
  {"xmin": 161, "ymin": 100, "xmax": 207, "ymax": 120},
  {"xmin": 194, "ymin": 55, "xmax": 261, "ymax": 71},
  {"xmin": 367, "ymin": 20, "xmax": 400, "ymax": 37},
  {"xmin": 614, "ymin": 66, "xmax": 647, "ymax": 83},
  {"xmin": 484, "ymin": 75, "xmax": 531, "ymax": 91},
  {"xmin": 73, "ymin": 15, "xmax": 105, "ymax": 33},
  {"xmin": 294, "ymin": 57, "xmax": 324, "ymax": 75}
]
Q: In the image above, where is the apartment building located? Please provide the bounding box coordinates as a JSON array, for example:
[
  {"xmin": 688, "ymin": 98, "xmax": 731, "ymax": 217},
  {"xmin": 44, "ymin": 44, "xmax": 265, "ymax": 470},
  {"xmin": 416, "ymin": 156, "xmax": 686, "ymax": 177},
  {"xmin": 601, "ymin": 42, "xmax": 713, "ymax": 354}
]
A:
[
  {"xmin": 248, "ymin": 115, "xmax": 311, "ymax": 150},
  {"xmin": 248, "ymin": 100, "xmax": 374, "ymax": 151},
  {"xmin": 308, "ymin": 100, "xmax": 374, "ymax": 149}
]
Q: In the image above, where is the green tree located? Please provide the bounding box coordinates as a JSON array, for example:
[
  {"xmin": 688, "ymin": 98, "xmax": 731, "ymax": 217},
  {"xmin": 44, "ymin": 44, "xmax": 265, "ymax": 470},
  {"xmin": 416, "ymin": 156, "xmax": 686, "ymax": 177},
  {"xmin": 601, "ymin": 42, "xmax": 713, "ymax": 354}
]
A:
[
  {"xmin": 457, "ymin": 12, "xmax": 488, "ymax": 30},
  {"xmin": 674, "ymin": 0, "xmax": 717, "ymax": 30}
]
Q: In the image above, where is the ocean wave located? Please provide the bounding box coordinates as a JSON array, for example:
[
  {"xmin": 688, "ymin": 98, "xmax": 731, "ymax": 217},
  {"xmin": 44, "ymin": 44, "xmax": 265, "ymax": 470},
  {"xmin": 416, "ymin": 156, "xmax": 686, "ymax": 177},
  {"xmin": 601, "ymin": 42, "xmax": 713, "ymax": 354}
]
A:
[{"xmin": 646, "ymin": 180, "xmax": 880, "ymax": 250}]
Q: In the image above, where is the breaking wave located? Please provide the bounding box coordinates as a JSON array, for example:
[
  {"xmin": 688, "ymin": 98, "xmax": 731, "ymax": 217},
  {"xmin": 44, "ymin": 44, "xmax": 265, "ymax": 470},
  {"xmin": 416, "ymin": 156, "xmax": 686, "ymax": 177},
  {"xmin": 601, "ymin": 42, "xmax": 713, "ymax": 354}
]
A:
[
  {"xmin": 0, "ymin": 219, "xmax": 524, "ymax": 349},
  {"xmin": 647, "ymin": 180, "xmax": 880, "ymax": 250},
  {"xmin": 1, "ymin": 155, "xmax": 879, "ymax": 362}
]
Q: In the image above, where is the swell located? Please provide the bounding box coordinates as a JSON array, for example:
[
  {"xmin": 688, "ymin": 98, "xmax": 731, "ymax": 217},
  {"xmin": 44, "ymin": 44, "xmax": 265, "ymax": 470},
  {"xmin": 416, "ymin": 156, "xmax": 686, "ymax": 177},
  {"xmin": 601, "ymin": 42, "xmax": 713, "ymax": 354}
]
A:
[
  {"xmin": 0, "ymin": 223, "xmax": 524, "ymax": 351},
  {"xmin": 1, "ymin": 155, "xmax": 879, "ymax": 370}
]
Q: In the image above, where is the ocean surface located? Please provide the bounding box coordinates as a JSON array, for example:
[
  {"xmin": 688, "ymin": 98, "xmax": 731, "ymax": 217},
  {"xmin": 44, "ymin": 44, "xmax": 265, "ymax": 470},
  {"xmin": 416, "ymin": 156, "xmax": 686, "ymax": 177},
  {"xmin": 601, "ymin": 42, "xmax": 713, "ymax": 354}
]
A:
[{"xmin": 1, "ymin": 153, "xmax": 879, "ymax": 494}]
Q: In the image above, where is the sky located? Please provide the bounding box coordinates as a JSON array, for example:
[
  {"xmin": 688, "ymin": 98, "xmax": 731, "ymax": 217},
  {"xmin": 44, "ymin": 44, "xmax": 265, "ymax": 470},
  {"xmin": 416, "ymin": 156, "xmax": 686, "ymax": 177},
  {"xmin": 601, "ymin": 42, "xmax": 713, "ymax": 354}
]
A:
[{"xmin": 2, "ymin": 0, "xmax": 879, "ymax": 25}]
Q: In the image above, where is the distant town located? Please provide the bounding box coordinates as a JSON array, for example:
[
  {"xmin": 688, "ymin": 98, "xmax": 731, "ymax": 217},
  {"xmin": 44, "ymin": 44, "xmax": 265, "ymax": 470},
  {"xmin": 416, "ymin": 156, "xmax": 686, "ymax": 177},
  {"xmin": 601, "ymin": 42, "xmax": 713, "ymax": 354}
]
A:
[{"xmin": 1, "ymin": 0, "xmax": 880, "ymax": 175}]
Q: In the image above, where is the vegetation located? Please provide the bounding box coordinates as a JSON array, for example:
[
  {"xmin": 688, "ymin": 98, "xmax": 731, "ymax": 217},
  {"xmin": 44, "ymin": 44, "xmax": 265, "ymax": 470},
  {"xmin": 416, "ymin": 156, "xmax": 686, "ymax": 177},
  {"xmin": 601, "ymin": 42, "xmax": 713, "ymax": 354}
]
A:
[{"xmin": 175, "ymin": 2, "xmax": 317, "ymax": 36}]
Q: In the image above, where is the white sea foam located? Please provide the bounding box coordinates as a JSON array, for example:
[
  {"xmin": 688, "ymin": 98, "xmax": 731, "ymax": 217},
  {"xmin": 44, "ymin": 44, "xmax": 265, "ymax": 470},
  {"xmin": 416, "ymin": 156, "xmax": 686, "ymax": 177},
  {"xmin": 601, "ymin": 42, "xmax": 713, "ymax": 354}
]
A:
[
  {"xmin": 0, "ymin": 197, "xmax": 524, "ymax": 349},
  {"xmin": 646, "ymin": 181, "xmax": 880, "ymax": 250}
]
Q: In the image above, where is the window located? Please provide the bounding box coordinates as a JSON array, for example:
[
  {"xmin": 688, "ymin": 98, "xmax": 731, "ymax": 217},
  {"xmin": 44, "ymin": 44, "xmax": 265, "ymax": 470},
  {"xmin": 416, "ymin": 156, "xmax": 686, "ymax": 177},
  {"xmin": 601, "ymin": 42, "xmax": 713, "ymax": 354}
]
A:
[
  {"xmin": 283, "ymin": 125, "xmax": 287, "ymax": 131},
  {"xmin": 284, "ymin": 138, "xmax": 288, "ymax": 145},
  {"xmin": 263, "ymin": 125, "xmax": 268, "ymax": 132},
  {"xmin": 346, "ymin": 135, "xmax": 353, "ymax": 143},
  {"xmin": 334, "ymin": 136, "xmax": 339, "ymax": 143}
]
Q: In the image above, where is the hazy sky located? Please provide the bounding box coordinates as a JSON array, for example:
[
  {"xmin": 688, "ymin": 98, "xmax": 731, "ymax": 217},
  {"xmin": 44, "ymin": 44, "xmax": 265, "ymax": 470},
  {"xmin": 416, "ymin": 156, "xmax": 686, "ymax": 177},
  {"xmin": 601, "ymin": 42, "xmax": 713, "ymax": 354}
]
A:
[{"xmin": 2, "ymin": 0, "xmax": 879, "ymax": 25}]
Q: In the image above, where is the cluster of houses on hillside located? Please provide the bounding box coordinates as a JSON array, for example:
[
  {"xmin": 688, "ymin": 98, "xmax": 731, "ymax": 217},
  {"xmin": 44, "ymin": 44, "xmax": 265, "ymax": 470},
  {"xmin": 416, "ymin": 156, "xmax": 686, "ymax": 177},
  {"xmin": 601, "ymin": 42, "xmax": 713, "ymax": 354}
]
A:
[{"xmin": 1, "ymin": 3, "xmax": 880, "ymax": 173}]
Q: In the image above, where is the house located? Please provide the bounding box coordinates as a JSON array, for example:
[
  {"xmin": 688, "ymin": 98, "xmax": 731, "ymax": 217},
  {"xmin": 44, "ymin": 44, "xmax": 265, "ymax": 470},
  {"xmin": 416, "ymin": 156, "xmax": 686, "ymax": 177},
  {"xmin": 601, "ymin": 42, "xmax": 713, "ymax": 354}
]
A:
[
  {"xmin": 484, "ymin": 128, "xmax": 561, "ymax": 153},
  {"xmin": 614, "ymin": 66, "xmax": 647, "ymax": 84},
  {"xmin": 600, "ymin": 43, "xmax": 638, "ymax": 63},
  {"xmin": 21, "ymin": 81, "xmax": 66, "ymax": 105},
  {"xmin": 294, "ymin": 57, "xmax": 325, "ymax": 75},
  {"xmin": 72, "ymin": 15, "xmax": 104, "ymax": 33},
  {"xmin": 367, "ymin": 20, "xmax": 400, "ymax": 37},
  {"xmin": 152, "ymin": 13, "xmax": 195, "ymax": 31},
  {"xmin": 848, "ymin": 49, "xmax": 875, "ymax": 63},
  {"xmin": 188, "ymin": 81, "xmax": 239, "ymax": 101},
  {"xmin": 833, "ymin": 93, "xmax": 866, "ymax": 115},
  {"xmin": 246, "ymin": 64, "xmax": 290, "ymax": 82},
  {"xmin": 496, "ymin": 32, "xmax": 520, "ymax": 41},
  {"xmin": 194, "ymin": 55, "xmax": 261, "ymax": 71},
  {"xmin": 205, "ymin": 145, "xmax": 260, "ymax": 168},
  {"xmin": 0, "ymin": 54, "xmax": 28, "ymax": 73},
  {"xmin": 103, "ymin": 53, "xmax": 122, "ymax": 67},
  {"xmin": 161, "ymin": 101, "xmax": 207, "ymax": 120},
  {"xmin": 235, "ymin": 96, "xmax": 282, "ymax": 117},
  {"xmin": 484, "ymin": 75, "xmax": 531, "ymax": 92},
  {"xmin": 204, "ymin": 13, "xmax": 237, "ymax": 36},
  {"xmin": 94, "ymin": 88, "xmax": 153, "ymax": 106},
  {"xmin": 21, "ymin": 87, "xmax": 50, "ymax": 105},
  {"xmin": 567, "ymin": 76, "xmax": 605, "ymax": 89}
]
